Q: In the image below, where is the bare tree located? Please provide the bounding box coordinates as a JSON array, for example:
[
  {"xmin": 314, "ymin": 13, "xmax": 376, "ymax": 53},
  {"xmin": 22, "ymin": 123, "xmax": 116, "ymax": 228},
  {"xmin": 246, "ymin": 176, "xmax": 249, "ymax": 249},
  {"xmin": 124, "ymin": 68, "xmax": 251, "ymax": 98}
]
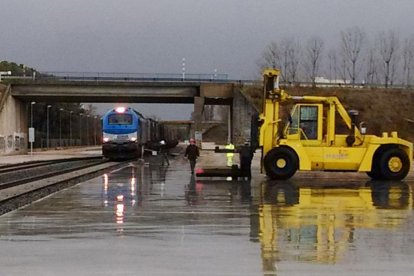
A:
[
  {"xmin": 390, "ymin": 55, "xmax": 400, "ymax": 85},
  {"xmin": 339, "ymin": 53, "xmax": 348, "ymax": 84},
  {"xmin": 304, "ymin": 36, "xmax": 324, "ymax": 86},
  {"xmin": 402, "ymin": 35, "xmax": 414, "ymax": 87},
  {"xmin": 257, "ymin": 28, "xmax": 413, "ymax": 86},
  {"xmin": 258, "ymin": 38, "xmax": 300, "ymax": 83},
  {"xmin": 365, "ymin": 47, "xmax": 379, "ymax": 85},
  {"xmin": 340, "ymin": 26, "xmax": 365, "ymax": 85},
  {"xmin": 327, "ymin": 49, "xmax": 338, "ymax": 83},
  {"xmin": 286, "ymin": 38, "xmax": 301, "ymax": 83},
  {"xmin": 378, "ymin": 30, "xmax": 400, "ymax": 87},
  {"xmin": 258, "ymin": 41, "xmax": 280, "ymax": 70},
  {"xmin": 279, "ymin": 38, "xmax": 293, "ymax": 82},
  {"xmin": 258, "ymin": 40, "xmax": 291, "ymax": 82}
]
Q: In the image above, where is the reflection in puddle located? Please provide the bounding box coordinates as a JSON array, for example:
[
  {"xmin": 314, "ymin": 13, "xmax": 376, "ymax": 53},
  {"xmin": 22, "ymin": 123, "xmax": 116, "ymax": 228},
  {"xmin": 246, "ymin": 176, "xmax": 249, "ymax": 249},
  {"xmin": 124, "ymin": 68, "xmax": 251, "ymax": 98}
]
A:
[
  {"xmin": 184, "ymin": 177, "xmax": 252, "ymax": 206},
  {"xmin": 184, "ymin": 175, "xmax": 206, "ymax": 206},
  {"xmin": 101, "ymin": 166, "xmax": 142, "ymax": 233},
  {"xmin": 252, "ymin": 180, "xmax": 413, "ymax": 274},
  {"xmin": 100, "ymin": 160, "xmax": 170, "ymax": 232}
]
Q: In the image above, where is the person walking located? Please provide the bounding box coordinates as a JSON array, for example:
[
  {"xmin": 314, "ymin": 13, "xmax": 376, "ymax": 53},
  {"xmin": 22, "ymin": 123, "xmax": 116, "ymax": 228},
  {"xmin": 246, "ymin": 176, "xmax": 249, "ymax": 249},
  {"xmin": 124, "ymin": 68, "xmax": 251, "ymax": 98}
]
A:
[
  {"xmin": 159, "ymin": 140, "xmax": 169, "ymax": 166},
  {"xmin": 184, "ymin": 138, "xmax": 200, "ymax": 174}
]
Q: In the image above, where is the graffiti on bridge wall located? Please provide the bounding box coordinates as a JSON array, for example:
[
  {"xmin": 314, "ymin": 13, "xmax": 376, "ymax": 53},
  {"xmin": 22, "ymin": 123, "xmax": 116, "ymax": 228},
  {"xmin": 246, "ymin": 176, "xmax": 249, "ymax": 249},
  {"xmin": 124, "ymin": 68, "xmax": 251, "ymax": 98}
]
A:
[
  {"xmin": 0, "ymin": 136, "xmax": 4, "ymax": 153},
  {"xmin": 0, "ymin": 133, "xmax": 26, "ymax": 154}
]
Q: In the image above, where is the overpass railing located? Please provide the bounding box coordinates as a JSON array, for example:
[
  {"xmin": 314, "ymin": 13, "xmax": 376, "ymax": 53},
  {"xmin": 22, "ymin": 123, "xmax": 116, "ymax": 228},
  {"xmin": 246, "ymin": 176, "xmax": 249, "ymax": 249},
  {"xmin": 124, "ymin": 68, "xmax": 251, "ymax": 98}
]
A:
[
  {"xmin": 37, "ymin": 71, "xmax": 229, "ymax": 82},
  {"xmin": 3, "ymin": 72, "xmax": 413, "ymax": 89}
]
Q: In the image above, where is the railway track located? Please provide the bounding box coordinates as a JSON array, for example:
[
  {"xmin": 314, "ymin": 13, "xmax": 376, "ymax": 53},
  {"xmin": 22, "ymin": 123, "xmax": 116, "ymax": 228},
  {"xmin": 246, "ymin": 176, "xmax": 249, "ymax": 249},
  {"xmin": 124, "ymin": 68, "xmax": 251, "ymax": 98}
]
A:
[
  {"xmin": 0, "ymin": 156, "xmax": 102, "ymax": 174},
  {"xmin": 0, "ymin": 156, "xmax": 105, "ymax": 190},
  {"xmin": 0, "ymin": 156, "xmax": 128, "ymax": 215}
]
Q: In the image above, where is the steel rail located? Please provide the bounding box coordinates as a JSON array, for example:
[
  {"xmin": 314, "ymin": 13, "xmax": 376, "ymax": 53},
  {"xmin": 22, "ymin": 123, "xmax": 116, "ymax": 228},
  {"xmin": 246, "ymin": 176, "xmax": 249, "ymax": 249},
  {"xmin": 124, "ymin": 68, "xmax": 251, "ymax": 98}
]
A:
[
  {"xmin": 0, "ymin": 156, "xmax": 103, "ymax": 174},
  {"xmin": 0, "ymin": 159, "xmax": 107, "ymax": 190}
]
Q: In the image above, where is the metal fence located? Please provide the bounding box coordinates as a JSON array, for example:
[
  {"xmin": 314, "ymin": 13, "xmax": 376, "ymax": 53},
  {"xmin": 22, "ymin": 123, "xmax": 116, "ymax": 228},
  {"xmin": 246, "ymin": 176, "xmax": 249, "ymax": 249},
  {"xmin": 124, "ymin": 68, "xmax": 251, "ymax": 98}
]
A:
[
  {"xmin": 3, "ymin": 72, "xmax": 414, "ymax": 89},
  {"xmin": 37, "ymin": 71, "xmax": 229, "ymax": 82}
]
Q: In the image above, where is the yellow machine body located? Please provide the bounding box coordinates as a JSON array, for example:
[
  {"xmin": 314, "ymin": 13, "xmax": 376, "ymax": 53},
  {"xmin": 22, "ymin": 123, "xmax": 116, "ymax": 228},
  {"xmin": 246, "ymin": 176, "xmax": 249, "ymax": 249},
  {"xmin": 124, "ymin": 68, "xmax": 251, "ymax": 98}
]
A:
[{"xmin": 259, "ymin": 69, "xmax": 413, "ymax": 180}]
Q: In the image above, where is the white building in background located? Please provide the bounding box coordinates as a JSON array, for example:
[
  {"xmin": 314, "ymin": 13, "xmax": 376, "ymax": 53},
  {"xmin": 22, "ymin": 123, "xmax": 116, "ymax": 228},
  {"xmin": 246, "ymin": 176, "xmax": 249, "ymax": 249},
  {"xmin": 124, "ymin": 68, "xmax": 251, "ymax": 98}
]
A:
[{"xmin": 315, "ymin": 76, "xmax": 351, "ymax": 85}]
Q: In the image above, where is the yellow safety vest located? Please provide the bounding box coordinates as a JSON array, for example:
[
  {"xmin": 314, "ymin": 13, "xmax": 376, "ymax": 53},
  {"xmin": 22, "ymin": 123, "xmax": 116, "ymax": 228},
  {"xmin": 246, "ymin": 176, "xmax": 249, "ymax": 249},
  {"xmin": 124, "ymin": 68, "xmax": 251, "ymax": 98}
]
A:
[{"xmin": 225, "ymin": 143, "xmax": 234, "ymax": 157}]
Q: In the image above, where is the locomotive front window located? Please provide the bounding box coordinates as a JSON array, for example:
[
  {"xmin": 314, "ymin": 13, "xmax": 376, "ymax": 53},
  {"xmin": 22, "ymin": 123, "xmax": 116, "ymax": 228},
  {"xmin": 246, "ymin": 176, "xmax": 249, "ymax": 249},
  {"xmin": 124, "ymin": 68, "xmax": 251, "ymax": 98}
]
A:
[{"xmin": 108, "ymin": 114, "xmax": 133, "ymax": 125}]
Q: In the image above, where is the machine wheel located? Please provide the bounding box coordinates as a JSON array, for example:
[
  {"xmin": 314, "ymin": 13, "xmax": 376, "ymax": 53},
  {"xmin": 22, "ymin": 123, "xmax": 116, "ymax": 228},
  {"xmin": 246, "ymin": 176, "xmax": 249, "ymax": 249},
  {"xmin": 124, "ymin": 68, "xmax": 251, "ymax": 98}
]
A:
[
  {"xmin": 378, "ymin": 148, "xmax": 410, "ymax": 180},
  {"xmin": 366, "ymin": 156, "xmax": 382, "ymax": 179},
  {"xmin": 264, "ymin": 147, "xmax": 298, "ymax": 180}
]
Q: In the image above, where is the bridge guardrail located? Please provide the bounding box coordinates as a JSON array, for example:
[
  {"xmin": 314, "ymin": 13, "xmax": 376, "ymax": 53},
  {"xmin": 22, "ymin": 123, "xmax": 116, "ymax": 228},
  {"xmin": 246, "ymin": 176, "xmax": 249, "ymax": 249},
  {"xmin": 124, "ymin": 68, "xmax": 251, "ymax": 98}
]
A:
[
  {"xmin": 37, "ymin": 71, "xmax": 229, "ymax": 82},
  {"xmin": 2, "ymin": 72, "xmax": 414, "ymax": 89}
]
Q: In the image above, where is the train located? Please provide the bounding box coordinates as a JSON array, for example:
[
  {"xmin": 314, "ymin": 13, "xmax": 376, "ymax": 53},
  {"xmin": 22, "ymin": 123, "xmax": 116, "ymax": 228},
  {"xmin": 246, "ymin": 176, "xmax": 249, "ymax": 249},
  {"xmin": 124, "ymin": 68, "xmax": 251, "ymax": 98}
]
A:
[
  {"xmin": 101, "ymin": 106, "xmax": 178, "ymax": 160},
  {"xmin": 102, "ymin": 106, "xmax": 160, "ymax": 159}
]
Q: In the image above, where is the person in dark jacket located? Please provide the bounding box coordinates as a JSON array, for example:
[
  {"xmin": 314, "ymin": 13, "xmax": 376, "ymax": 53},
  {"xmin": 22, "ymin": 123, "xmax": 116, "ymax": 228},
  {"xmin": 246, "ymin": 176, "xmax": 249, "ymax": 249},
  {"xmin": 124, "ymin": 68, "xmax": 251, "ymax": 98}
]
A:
[
  {"xmin": 239, "ymin": 141, "xmax": 254, "ymax": 179},
  {"xmin": 159, "ymin": 140, "xmax": 169, "ymax": 166},
  {"xmin": 184, "ymin": 138, "xmax": 200, "ymax": 174}
]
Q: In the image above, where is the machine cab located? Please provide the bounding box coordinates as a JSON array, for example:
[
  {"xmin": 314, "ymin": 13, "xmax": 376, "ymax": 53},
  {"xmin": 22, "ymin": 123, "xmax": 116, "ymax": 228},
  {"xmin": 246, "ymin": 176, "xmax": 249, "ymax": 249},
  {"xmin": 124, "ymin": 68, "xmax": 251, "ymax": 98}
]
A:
[{"xmin": 285, "ymin": 104, "xmax": 323, "ymax": 144}]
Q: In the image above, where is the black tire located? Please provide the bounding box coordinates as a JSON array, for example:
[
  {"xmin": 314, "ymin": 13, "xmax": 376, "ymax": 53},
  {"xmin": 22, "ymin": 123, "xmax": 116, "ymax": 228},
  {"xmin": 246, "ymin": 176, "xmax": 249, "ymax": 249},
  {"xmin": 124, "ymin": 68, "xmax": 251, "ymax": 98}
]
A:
[
  {"xmin": 366, "ymin": 156, "xmax": 382, "ymax": 179},
  {"xmin": 264, "ymin": 147, "xmax": 298, "ymax": 180},
  {"xmin": 378, "ymin": 148, "xmax": 410, "ymax": 180}
]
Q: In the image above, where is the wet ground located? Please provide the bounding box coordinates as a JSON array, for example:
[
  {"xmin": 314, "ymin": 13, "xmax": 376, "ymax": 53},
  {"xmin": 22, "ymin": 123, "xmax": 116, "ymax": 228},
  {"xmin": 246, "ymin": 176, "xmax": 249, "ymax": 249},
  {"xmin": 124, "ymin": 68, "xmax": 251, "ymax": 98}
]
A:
[{"xmin": 0, "ymin": 153, "xmax": 414, "ymax": 275}]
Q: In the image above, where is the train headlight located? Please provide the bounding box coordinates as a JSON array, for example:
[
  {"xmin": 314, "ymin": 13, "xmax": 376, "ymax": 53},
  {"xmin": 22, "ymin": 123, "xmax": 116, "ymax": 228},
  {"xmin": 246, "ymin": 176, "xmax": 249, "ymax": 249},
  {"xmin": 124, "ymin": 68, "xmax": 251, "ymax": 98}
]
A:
[
  {"xmin": 130, "ymin": 137, "xmax": 137, "ymax": 142},
  {"xmin": 115, "ymin": 107, "xmax": 126, "ymax": 113},
  {"xmin": 103, "ymin": 137, "xmax": 110, "ymax": 142}
]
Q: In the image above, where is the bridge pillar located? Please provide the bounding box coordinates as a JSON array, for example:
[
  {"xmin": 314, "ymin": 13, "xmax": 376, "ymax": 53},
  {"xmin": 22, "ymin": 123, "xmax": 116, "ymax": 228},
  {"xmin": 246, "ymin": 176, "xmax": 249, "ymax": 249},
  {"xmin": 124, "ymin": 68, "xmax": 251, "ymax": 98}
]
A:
[
  {"xmin": 0, "ymin": 85, "xmax": 28, "ymax": 155},
  {"xmin": 232, "ymin": 87, "xmax": 257, "ymax": 145},
  {"xmin": 193, "ymin": 96, "xmax": 205, "ymax": 148}
]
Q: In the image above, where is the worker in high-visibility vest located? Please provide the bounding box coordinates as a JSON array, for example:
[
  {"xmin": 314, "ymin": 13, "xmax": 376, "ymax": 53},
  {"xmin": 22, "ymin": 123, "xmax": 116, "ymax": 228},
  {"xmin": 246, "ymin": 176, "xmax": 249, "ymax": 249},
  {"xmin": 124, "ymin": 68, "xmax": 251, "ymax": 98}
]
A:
[{"xmin": 225, "ymin": 142, "xmax": 235, "ymax": 167}]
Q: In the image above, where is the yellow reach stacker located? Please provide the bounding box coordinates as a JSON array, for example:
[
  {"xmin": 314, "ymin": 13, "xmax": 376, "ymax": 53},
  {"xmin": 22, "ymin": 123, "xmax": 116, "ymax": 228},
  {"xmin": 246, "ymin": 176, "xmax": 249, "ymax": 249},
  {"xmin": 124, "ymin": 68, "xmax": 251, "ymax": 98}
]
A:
[{"xmin": 259, "ymin": 69, "xmax": 413, "ymax": 180}]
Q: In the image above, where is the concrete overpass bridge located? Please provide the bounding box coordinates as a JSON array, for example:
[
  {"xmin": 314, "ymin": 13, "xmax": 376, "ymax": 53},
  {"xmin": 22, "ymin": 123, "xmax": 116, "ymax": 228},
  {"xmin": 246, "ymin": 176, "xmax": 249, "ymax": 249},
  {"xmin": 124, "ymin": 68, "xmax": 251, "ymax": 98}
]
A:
[
  {"xmin": 9, "ymin": 80, "xmax": 234, "ymax": 104},
  {"xmin": 0, "ymin": 76, "xmax": 256, "ymax": 155}
]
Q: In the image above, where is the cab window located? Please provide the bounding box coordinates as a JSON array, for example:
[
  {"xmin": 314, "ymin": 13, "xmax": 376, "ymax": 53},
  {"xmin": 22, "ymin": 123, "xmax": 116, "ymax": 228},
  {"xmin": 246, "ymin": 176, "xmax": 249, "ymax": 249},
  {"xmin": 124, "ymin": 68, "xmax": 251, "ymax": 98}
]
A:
[
  {"xmin": 108, "ymin": 114, "xmax": 133, "ymax": 125},
  {"xmin": 288, "ymin": 105, "xmax": 299, "ymax": 135},
  {"xmin": 300, "ymin": 106, "xmax": 318, "ymax": 139}
]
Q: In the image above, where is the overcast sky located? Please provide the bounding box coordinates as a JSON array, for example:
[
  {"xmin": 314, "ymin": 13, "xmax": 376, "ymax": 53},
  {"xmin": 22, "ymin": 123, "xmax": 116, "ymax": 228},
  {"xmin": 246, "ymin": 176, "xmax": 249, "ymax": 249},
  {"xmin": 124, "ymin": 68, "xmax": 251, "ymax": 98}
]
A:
[{"xmin": 1, "ymin": 0, "xmax": 413, "ymax": 118}]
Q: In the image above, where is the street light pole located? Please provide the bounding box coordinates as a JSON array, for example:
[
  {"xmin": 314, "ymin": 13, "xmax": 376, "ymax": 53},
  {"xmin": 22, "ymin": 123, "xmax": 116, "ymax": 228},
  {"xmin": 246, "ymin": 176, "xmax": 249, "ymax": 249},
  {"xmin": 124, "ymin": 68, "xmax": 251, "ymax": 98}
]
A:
[
  {"xmin": 30, "ymin": 102, "xmax": 35, "ymax": 128},
  {"xmin": 70, "ymin": 111, "xmax": 73, "ymax": 146},
  {"xmin": 94, "ymin": 116, "xmax": 97, "ymax": 145},
  {"xmin": 59, "ymin": 108, "xmax": 63, "ymax": 147},
  {"xmin": 30, "ymin": 101, "xmax": 36, "ymax": 155},
  {"xmin": 46, "ymin": 105, "xmax": 51, "ymax": 149},
  {"xmin": 86, "ymin": 115, "xmax": 90, "ymax": 146},
  {"xmin": 79, "ymin": 113, "xmax": 83, "ymax": 146},
  {"xmin": 182, "ymin": 57, "xmax": 186, "ymax": 80}
]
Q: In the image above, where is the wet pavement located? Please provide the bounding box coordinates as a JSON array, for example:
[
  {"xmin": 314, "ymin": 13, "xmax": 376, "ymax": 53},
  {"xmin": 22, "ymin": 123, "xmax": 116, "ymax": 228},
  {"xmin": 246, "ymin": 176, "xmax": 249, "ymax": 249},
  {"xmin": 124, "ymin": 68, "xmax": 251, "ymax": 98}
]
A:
[{"xmin": 1, "ymin": 152, "xmax": 414, "ymax": 275}]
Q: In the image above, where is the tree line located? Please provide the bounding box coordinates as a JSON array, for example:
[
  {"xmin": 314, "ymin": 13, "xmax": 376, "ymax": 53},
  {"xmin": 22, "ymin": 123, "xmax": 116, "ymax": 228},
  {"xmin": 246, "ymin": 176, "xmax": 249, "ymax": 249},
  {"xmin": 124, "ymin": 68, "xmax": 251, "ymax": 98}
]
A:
[
  {"xmin": 30, "ymin": 102, "xmax": 101, "ymax": 148},
  {"xmin": 258, "ymin": 27, "xmax": 414, "ymax": 88},
  {"xmin": 0, "ymin": 61, "xmax": 36, "ymax": 77}
]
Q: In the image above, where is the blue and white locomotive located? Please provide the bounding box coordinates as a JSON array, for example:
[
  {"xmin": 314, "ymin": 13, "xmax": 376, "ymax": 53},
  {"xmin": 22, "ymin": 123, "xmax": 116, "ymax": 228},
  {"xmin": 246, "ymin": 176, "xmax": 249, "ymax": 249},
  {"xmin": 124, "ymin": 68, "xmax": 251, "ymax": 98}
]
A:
[{"xmin": 102, "ymin": 107, "xmax": 155, "ymax": 159}]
